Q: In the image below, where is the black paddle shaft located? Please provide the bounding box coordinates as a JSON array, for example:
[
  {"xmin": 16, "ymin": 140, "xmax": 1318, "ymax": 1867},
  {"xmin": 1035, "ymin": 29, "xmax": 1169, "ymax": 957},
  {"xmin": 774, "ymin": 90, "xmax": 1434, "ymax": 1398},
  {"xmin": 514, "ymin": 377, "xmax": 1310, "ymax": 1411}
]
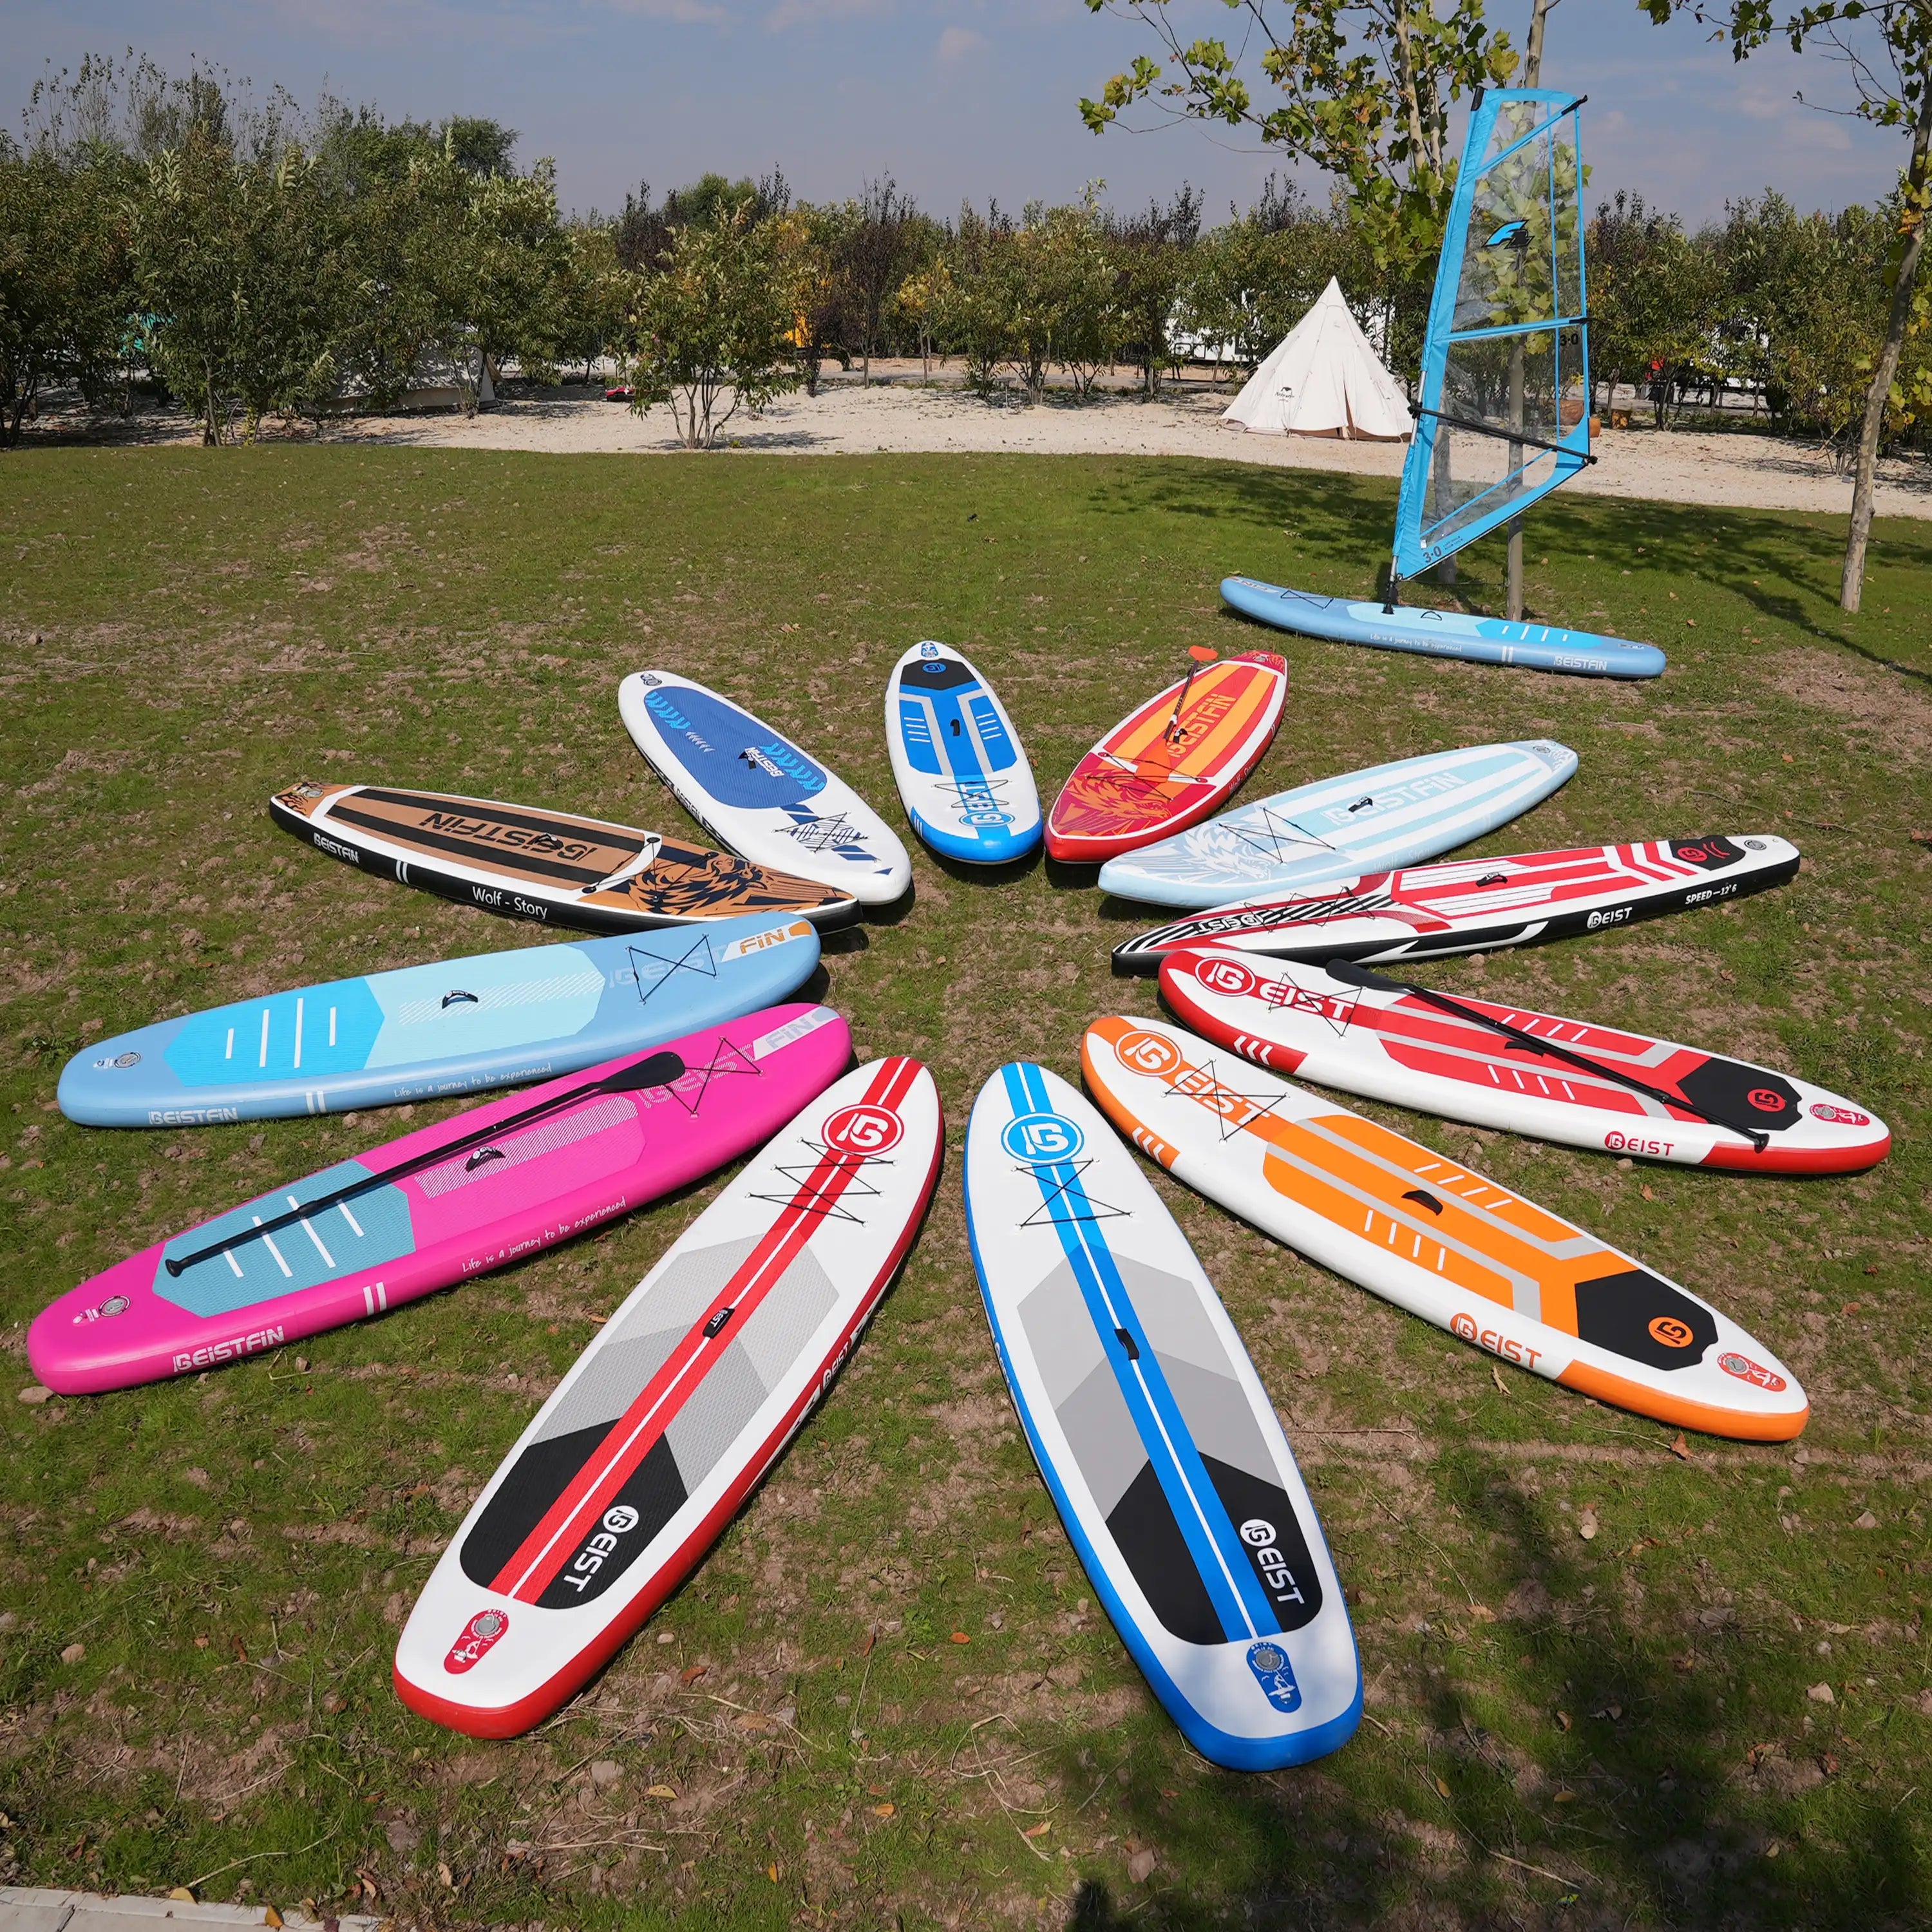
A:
[
  {"xmin": 1320, "ymin": 958, "xmax": 1770, "ymax": 1153},
  {"xmin": 162, "ymin": 1048, "xmax": 688, "ymax": 1278}
]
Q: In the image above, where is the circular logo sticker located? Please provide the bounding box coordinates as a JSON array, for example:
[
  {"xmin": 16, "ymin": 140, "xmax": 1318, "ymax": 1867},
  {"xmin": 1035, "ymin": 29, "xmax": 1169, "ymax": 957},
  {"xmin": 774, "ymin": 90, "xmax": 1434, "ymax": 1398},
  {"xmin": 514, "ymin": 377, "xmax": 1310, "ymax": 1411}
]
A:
[
  {"xmin": 603, "ymin": 1505, "xmax": 641, "ymax": 1535},
  {"xmin": 1113, "ymin": 1028, "xmax": 1184, "ymax": 1077},
  {"xmin": 470, "ymin": 1609, "xmax": 506, "ymax": 1640},
  {"xmin": 1248, "ymin": 1641, "xmax": 1287, "ymax": 1675},
  {"xmin": 1450, "ymin": 1311, "xmax": 1479, "ymax": 1341},
  {"xmin": 1001, "ymin": 1111, "xmax": 1084, "ymax": 1165},
  {"xmin": 1648, "ymin": 1315, "xmax": 1696, "ymax": 1349},
  {"xmin": 823, "ymin": 1103, "xmax": 905, "ymax": 1157},
  {"xmin": 1195, "ymin": 956, "xmax": 1260, "ymax": 999},
  {"xmin": 1747, "ymin": 1088, "xmax": 1789, "ymax": 1114},
  {"xmin": 1239, "ymin": 1518, "xmax": 1276, "ymax": 1549}
]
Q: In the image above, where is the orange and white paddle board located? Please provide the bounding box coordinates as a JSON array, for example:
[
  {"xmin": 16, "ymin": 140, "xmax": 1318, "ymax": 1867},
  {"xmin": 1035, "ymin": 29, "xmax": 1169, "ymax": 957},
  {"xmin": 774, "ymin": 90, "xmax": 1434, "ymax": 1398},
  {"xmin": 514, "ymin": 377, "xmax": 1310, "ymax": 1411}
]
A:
[
  {"xmin": 1081, "ymin": 1014, "xmax": 1807, "ymax": 1442},
  {"xmin": 1045, "ymin": 651, "xmax": 1287, "ymax": 864}
]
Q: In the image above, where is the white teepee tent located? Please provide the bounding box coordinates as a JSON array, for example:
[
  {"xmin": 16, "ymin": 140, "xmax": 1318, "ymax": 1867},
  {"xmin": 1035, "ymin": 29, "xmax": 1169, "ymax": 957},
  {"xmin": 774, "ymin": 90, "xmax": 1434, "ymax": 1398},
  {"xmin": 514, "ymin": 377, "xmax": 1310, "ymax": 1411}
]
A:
[{"xmin": 1223, "ymin": 279, "xmax": 1413, "ymax": 440}]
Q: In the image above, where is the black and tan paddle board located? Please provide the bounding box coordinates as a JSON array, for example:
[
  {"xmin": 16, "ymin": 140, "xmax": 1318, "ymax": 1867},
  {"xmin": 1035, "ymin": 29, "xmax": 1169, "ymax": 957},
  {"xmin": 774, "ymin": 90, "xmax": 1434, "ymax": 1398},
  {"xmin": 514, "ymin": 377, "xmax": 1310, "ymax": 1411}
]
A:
[{"xmin": 270, "ymin": 781, "xmax": 858, "ymax": 931}]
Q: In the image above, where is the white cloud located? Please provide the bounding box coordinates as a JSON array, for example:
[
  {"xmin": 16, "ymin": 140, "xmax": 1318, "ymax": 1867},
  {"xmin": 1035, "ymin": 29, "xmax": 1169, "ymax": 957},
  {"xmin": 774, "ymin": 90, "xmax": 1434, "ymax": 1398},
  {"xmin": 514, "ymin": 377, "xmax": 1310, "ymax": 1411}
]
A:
[{"xmin": 936, "ymin": 24, "xmax": 983, "ymax": 62}]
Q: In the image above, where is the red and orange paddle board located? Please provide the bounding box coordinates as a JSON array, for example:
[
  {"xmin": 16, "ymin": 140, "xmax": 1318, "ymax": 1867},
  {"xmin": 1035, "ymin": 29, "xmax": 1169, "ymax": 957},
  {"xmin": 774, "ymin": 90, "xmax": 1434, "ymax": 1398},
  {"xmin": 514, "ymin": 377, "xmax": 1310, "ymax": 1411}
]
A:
[{"xmin": 1045, "ymin": 651, "xmax": 1287, "ymax": 864}]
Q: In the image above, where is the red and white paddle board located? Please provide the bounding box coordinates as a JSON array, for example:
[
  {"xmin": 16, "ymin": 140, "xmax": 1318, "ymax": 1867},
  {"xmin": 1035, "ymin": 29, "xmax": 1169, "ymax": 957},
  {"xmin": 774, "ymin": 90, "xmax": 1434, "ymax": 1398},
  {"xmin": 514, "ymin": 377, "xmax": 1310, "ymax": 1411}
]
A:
[
  {"xmin": 394, "ymin": 1056, "xmax": 942, "ymax": 1736},
  {"xmin": 1046, "ymin": 652, "xmax": 1287, "ymax": 864},
  {"xmin": 1160, "ymin": 950, "xmax": 1891, "ymax": 1175},
  {"xmin": 1112, "ymin": 835, "xmax": 1799, "ymax": 973}
]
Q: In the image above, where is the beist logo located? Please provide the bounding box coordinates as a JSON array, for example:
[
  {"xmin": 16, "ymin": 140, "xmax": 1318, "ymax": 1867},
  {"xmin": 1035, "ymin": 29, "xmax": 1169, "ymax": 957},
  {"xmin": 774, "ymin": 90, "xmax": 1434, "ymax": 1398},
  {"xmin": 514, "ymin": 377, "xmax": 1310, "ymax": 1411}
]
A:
[
  {"xmin": 1451, "ymin": 1312, "xmax": 1479, "ymax": 1342},
  {"xmin": 562, "ymin": 1504, "xmax": 645, "ymax": 1595},
  {"xmin": 1747, "ymin": 1088, "xmax": 1790, "ymax": 1114},
  {"xmin": 1113, "ymin": 1028, "xmax": 1183, "ymax": 1078},
  {"xmin": 1239, "ymin": 1517, "xmax": 1304, "ymax": 1604},
  {"xmin": 823, "ymin": 1103, "xmax": 904, "ymax": 1157},
  {"xmin": 1195, "ymin": 956, "xmax": 1260, "ymax": 999},
  {"xmin": 444, "ymin": 1607, "xmax": 509, "ymax": 1674},
  {"xmin": 1001, "ymin": 1111, "xmax": 1083, "ymax": 1164},
  {"xmin": 1647, "ymin": 1316, "xmax": 1696, "ymax": 1349}
]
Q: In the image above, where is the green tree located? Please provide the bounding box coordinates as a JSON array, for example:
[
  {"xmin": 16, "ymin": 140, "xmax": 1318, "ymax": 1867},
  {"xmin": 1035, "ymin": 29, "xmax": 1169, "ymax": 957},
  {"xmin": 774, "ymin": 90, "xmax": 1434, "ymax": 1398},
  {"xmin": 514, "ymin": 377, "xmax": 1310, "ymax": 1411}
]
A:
[
  {"xmin": 1647, "ymin": 0, "xmax": 1932, "ymax": 609},
  {"xmin": 0, "ymin": 142, "xmax": 137, "ymax": 444},
  {"xmin": 625, "ymin": 209, "xmax": 808, "ymax": 448},
  {"xmin": 1081, "ymin": 1, "xmax": 1521, "ymax": 263},
  {"xmin": 1587, "ymin": 193, "xmax": 1721, "ymax": 426},
  {"xmin": 1106, "ymin": 184, "xmax": 1202, "ymax": 394}
]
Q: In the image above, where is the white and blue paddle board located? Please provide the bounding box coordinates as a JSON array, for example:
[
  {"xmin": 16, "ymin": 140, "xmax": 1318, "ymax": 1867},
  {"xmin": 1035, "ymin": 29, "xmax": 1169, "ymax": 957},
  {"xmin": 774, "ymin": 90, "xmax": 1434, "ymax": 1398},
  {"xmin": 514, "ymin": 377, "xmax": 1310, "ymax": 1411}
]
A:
[
  {"xmin": 619, "ymin": 671, "xmax": 912, "ymax": 906},
  {"xmin": 884, "ymin": 641, "xmax": 1041, "ymax": 866},
  {"xmin": 963, "ymin": 1061, "xmax": 1361, "ymax": 1770},
  {"xmin": 57, "ymin": 914, "xmax": 821, "ymax": 1128},
  {"xmin": 1097, "ymin": 739, "xmax": 1576, "ymax": 909},
  {"xmin": 1222, "ymin": 577, "xmax": 1667, "ymax": 680}
]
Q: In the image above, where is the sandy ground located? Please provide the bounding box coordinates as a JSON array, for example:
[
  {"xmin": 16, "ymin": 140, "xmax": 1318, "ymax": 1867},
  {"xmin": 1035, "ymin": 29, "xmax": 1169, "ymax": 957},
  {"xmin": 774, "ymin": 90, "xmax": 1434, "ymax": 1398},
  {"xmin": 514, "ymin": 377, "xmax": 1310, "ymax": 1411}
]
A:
[{"xmin": 23, "ymin": 364, "xmax": 1932, "ymax": 518}]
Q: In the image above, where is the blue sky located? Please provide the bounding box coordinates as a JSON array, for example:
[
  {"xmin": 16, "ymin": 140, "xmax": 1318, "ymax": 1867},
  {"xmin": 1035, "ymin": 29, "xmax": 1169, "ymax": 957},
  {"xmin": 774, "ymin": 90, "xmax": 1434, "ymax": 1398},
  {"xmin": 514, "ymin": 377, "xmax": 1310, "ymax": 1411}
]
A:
[{"xmin": 10, "ymin": 1, "xmax": 1905, "ymax": 226}]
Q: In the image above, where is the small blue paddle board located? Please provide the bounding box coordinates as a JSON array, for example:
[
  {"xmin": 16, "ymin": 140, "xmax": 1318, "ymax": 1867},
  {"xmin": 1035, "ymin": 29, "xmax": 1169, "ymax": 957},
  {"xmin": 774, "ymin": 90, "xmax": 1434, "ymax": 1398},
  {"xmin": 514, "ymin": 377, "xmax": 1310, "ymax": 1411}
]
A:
[
  {"xmin": 964, "ymin": 1061, "xmax": 1361, "ymax": 1770},
  {"xmin": 58, "ymin": 913, "xmax": 822, "ymax": 1128},
  {"xmin": 884, "ymin": 641, "xmax": 1041, "ymax": 865},
  {"xmin": 1221, "ymin": 576, "xmax": 1666, "ymax": 680},
  {"xmin": 1097, "ymin": 739, "xmax": 1575, "ymax": 909}
]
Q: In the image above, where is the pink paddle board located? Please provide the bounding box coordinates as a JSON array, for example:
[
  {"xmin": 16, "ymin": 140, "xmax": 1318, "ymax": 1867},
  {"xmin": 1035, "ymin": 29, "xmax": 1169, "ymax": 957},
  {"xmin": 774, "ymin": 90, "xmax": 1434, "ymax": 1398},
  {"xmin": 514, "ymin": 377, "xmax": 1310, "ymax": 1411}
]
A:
[{"xmin": 30, "ymin": 1004, "xmax": 851, "ymax": 1395}]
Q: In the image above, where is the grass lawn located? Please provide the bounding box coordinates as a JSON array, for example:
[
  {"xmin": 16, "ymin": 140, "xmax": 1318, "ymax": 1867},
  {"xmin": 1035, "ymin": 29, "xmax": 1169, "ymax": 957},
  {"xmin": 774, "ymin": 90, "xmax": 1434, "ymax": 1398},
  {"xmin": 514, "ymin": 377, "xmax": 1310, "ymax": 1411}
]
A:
[{"xmin": 1, "ymin": 446, "xmax": 1929, "ymax": 1931}]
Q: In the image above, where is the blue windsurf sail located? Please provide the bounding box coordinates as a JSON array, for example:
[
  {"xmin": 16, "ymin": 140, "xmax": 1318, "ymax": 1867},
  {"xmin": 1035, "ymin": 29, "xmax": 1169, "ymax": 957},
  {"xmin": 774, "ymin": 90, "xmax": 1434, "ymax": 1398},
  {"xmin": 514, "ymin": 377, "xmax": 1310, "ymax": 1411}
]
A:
[{"xmin": 1392, "ymin": 89, "xmax": 1591, "ymax": 584}]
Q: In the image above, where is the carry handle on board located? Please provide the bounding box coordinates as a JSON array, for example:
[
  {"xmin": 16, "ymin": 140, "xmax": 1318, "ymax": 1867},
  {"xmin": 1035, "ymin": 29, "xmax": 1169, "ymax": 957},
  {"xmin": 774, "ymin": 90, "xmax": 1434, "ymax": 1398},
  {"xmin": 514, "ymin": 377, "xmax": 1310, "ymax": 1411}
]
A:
[
  {"xmin": 162, "ymin": 1048, "xmax": 690, "ymax": 1278},
  {"xmin": 1320, "ymin": 958, "xmax": 1772, "ymax": 1153}
]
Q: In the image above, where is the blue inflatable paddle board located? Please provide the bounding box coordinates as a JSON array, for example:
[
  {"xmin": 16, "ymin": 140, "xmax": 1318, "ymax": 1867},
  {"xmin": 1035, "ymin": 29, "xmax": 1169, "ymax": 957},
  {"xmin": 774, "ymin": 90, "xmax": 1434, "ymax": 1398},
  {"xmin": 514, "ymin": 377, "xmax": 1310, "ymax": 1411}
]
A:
[
  {"xmin": 964, "ymin": 1061, "xmax": 1361, "ymax": 1770},
  {"xmin": 1221, "ymin": 578, "xmax": 1665, "ymax": 680},
  {"xmin": 1097, "ymin": 738, "xmax": 1575, "ymax": 909},
  {"xmin": 618, "ymin": 671, "xmax": 911, "ymax": 905},
  {"xmin": 57, "ymin": 913, "xmax": 822, "ymax": 1128},
  {"xmin": 884, "ymin": 641, "xmax": 1041, "ymax": 865}
]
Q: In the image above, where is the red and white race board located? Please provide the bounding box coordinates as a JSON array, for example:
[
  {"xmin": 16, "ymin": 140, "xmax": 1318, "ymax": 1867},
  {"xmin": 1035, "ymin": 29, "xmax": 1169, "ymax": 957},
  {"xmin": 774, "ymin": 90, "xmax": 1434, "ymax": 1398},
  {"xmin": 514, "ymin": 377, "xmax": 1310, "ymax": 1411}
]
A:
[
  {"xmin": 1112, "ymin": 835, "xmax": 1799, "ymax": 973},
  {"xmin": 394, "ymin": 1057, "xmax": 942, "ymax": 1736},
  {"xmin": 1160, "ymin": 950, "xmax": 1890, "ymax": 1175},
  {"xmin": 1046, "ymin": 652, "xmax": 1287, "ymax": 864}
]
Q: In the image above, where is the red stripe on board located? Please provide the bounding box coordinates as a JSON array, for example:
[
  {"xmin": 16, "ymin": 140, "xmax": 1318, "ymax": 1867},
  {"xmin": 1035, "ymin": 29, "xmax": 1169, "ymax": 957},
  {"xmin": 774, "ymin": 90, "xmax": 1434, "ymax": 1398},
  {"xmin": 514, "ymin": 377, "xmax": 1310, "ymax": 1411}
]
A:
[
  {"xmin": 489, "ymin": 1058, "xmax": 920, "ymax": 1604},
  {"xmin": 392, "ymin": 1084, "xmax": 944, "ymax": 1739}
]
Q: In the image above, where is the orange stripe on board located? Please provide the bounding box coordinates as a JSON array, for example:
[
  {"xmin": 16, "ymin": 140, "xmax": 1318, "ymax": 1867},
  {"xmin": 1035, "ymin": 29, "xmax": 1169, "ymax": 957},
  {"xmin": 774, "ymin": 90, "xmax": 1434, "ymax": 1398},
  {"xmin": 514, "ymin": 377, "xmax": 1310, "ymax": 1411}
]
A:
[{"xmin": 1558, "ymin": 1358, "xmax": 1808, "ymax": 1441}]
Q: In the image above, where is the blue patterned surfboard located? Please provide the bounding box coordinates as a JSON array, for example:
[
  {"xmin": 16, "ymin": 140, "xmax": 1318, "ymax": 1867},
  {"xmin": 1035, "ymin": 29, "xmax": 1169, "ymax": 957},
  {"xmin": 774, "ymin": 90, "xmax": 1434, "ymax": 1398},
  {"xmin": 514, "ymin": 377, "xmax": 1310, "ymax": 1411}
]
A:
[
  {"xmin": 58, "ymin": 913, "xmax": 821, "ymax": 1127},
  {"xmin": 963, "ymin": 1060, "xmax": 1361, "ymax": 1769},
  {"xmin": 884, "ymin": 641, "xmax": 1041, "ymax": 865}
]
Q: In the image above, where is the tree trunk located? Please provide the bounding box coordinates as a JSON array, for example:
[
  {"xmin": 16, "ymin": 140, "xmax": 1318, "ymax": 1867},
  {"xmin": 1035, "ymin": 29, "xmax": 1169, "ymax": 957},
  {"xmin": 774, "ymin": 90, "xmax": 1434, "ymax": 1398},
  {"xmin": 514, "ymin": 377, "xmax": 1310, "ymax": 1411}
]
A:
[{"xmin": 1842, "ymin": 88, "xmax": 1932, "ymax": 615}]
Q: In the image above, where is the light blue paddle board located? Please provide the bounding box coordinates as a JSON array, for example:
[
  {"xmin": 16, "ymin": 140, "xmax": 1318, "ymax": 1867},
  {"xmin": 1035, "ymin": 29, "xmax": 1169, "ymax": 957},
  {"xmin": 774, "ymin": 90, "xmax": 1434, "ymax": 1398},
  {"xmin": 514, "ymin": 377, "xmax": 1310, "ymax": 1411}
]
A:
[
  {"xmin": 57, "ymin": 913, "xmax": 822, "ymax": 1128},
  {"xmin": 1221, "ymin": 576, "xmax": 1667, "ymax": 680},
  {"xmin": 884, "ymin": 641, "xmax": 1041, "ymax": 866},
  {"xmin": 1097, "ymin": 739, "xmax": 1576, "ymax": 909},
  {"xmin": 964, "ymin": 1060, "xmax": 1361, "ymax": 1770}
]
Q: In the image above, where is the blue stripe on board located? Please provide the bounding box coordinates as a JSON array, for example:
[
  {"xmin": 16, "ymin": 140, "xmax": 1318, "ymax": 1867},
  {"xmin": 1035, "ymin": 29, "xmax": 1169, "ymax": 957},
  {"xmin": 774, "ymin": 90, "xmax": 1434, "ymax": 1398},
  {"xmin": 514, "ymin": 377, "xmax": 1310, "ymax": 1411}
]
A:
[{"xmin": 1001, "ymin": 1064, "xmax": 1276, "ymax": 1642}]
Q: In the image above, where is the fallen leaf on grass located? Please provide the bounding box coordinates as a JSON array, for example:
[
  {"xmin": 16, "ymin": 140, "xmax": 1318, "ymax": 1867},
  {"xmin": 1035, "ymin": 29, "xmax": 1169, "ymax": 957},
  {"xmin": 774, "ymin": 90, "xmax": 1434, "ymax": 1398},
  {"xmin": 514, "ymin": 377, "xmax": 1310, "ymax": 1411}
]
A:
[
  {"xmin": 1553, "ymin": 1789, "xmax": 1577, "ymax": 1804},
  {"xmin": 1807, "ymin": 1681, "xmax": 1836, "ymax": 1705},
  {"xmin": 169, "ymin": 1889, "xmax": 195, "ymax": 1902},
  {"xmin": 263, "ymin": 1909, "xmax": 283, "ymax": 1928},
  {"xmin": 645, "ymin": 1785, "xmax": 676, "ymax": 1800},
  {"xmin": 1819, "ymin": 1752, "xmax": 1841, "ymax": 1776},
  {"xmin": 1577, "ymin": 1508, "xmax": 1598, "ymax": 1541},
  {"xmin": 767, "ymin": 1862, "xmax": 781, "ymax": 1882},
  {"xmin": 734, "ymin": 1712, "xmax": 774, "ymax": 1734},
  {"xmin": 871, "ymin": 1801, "xmax": 895, "ymax": 1819},
  {"xmin": 437, "ymin": 1862, "xmax": 453, "ymax": 1889},
  {"xmin": 1127, "ymin": 1848, "xmax": 1157, "ymax": 1882},
  {"xmin": 861, "ymin": 1625, "xmax": 878, "ymax": 1657},
  {"xmin": 1669, "ymin": 1433, "xmax": 1692, "ymax": 1461},
  {"xmin": 679, "ymin": 1663, "xmax": 708, "ymax": 1685},
  {"xmin": 1434, "ymin": 1775, "xmax": 1452, "ymax": 1799},
  {"xmin": 1490, "ymin": 1365, "xmax": 1509, "ymax": 1395},
  {"xmin": 1023, "ymin": 1821, "xmax": 1052, "ymax": 1839},
  {"xmin": 1557, "ymin": 1710, "xmax": 1573, "ymax": 1731},
  {"xmin": 60, "ymin": 1642, "xmax": 84, "ymax": 1665},
  {"xmin": 949, "ymin": 1631, "xmax": 971, "ymax": 1644}
]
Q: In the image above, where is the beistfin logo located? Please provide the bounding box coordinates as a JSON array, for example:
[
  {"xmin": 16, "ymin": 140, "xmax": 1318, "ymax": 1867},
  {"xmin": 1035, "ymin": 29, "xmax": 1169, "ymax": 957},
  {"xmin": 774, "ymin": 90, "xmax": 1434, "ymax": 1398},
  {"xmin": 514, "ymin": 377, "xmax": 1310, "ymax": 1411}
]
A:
[{"xmin": 445, "ymin": 1608, "xmax": 509, "ymax": 1674}]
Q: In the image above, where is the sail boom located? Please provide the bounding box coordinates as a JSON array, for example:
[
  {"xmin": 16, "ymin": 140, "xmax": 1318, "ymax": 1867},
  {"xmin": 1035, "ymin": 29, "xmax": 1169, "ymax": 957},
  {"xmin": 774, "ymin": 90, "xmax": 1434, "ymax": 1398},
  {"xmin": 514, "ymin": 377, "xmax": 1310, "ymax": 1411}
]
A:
[{"xmin": 1448, "ymin": 314, "xmax": 1588, "ymax": 345}]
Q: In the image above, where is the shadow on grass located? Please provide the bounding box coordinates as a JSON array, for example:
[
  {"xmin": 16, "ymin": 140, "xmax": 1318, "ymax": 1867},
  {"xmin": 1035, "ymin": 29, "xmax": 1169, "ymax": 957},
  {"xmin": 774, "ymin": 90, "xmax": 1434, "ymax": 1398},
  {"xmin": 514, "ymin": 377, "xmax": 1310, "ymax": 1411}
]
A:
[
  {"xmin": 1082, "ymin": 460, "xmax": 1932, "ymax": 685},
  {"xmin": 1032, "ymin": 1441, "xmax": 1926, "ymax": 1931}
]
